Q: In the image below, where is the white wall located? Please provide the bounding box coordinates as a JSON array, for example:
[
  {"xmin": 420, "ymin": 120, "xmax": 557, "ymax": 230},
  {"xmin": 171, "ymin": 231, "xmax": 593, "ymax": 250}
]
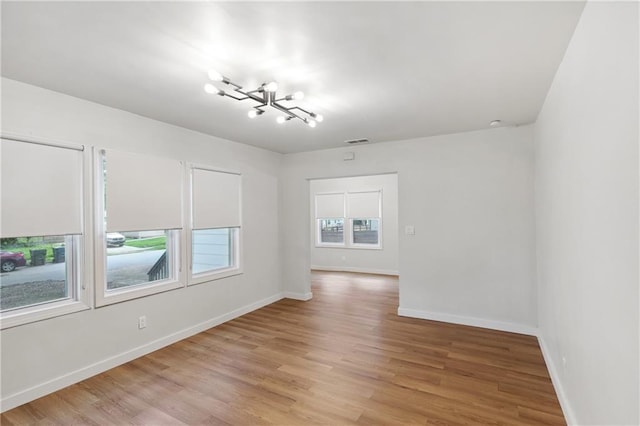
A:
[
  {"xmin": 0, "ymin": 78, "xmax": 285, "ymax": 409},
  {"xmin": 534, "ymin": 2, "xmax": 639, "ymax": 425},
  {"xmin": 282, "ymin": 125, "xmax": 537, "ymax": 333},
  {"xmin": 310, "ymin": 174, "xmax": 399, "ymax": 275}
]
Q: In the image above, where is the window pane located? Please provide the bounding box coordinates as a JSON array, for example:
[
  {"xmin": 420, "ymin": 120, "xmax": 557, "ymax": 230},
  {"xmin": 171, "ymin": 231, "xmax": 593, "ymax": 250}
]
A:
[
  {"xmin": 0, "ymin": 235, "xmax": 71, "ymax": 312},
  {"xmin": 352, "ymin": 219, "xmax": 380, "ymax": 245},
  {"xmin": 106, "ymin": 231, "xmax": 170, "ymax": 290},
  {"xmin": 319, "ymin": 219, "xmax": 344, "ymax": 244},
  {"xmin": 192, "ymin": 228, "xmax": 235, "ymax": 275}
]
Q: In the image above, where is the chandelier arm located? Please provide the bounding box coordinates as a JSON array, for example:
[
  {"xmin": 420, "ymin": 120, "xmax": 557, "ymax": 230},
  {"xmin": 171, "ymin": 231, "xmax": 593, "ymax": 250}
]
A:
[
  {"xmin": 230, "ymin": 87, "xmax": 265, "ymax": 104},
  {"xmin": 222, "ymin": 92, "xmax": 251, "ymax": 101},
  {"xmin": 288, "ymin": 105, "xmax": 315, "ymax": 117},
  {"xmin": 271, "ymin": 103, "xmax": 306, "ymax": 122}
]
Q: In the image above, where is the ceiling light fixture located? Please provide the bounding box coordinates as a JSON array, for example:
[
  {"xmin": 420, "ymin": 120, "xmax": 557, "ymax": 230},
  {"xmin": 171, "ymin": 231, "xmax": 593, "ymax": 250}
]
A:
[
  {"xmin": 204, "ymin": 70, "xmax": 323, "ymax": 127},
  {"xmin": 489, "ymin": 120, "xmax": 502, "ymax": 127}
]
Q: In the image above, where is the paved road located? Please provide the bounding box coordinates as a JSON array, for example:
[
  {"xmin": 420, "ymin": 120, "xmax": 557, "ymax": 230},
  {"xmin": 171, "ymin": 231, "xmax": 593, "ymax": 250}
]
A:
[
  {"xmin": 0, "ymin": 249, "xmax": 165, "ymax": 287},
  {"xmin": 321, "ymin": 230, "xmax": 379, "ymax": 244}
]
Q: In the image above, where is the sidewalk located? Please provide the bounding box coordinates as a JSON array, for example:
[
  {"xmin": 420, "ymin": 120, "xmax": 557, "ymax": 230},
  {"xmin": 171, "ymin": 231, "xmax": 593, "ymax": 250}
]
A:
[{"xmin": 107, "ymin": 245, "xmax": 146, "ymax": 255}]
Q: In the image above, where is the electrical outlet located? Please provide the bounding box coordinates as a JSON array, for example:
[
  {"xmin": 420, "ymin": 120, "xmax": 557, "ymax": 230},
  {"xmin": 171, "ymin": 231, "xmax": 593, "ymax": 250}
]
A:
[{"xmin": 138, "ymin": 315, "xmax": 147, "ymax": 329}]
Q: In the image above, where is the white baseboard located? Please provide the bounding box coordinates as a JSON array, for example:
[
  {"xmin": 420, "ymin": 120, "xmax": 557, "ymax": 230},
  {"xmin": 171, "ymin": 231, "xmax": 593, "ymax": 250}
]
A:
[
  {"xmin": 311, "ymin": 266, "xmax": 399, "ymax": 276},
  {"xmin": 283, "ymin": 291, "xmax": 313, "ymax": 301},
  {"xmin": 537, "ymin": 334, "xmax": 576, "ymax": 425},
  {"xmin": 397, "ymin": 307, "xmax": 538, "ymax": 336},
  {"xmin": 1, "ymin": 293, "xmax": 284, "ymax": 413}
]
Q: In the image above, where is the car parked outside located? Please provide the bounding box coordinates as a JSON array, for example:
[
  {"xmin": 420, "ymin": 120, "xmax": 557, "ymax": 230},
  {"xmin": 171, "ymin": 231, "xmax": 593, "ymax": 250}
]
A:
[
  {"xmin": 1, "ymin": 251, "xmax": 27, "ymax": 272},
  {"xmin": 106, "ymin": 233, "xmax": 126, "ymax": 247}
]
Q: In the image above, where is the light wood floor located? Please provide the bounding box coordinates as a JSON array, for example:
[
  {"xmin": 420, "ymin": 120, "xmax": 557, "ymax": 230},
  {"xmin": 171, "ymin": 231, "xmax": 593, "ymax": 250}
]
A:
[{"xmin": 2, "ymin": 271, "xmax": 565, "ymax": 425}]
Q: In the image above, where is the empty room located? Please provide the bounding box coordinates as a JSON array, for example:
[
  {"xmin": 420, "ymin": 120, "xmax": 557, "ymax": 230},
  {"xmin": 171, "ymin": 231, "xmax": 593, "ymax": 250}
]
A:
[{"xmin": 0, "ymin": 1, "xmax": 638, "ymax": 425}]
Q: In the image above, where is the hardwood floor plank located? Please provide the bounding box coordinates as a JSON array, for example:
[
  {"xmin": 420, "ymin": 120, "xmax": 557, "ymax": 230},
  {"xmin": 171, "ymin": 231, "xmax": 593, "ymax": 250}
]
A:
[{"xmin": 1, "ymin": 271, "xmax": 564, "ymax": 425}]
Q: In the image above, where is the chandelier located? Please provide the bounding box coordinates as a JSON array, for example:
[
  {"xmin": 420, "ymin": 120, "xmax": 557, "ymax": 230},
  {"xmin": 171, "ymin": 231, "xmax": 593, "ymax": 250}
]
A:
[{"xmin": 204, "ymin": 70, "xmax": 324, "ymax": 127}]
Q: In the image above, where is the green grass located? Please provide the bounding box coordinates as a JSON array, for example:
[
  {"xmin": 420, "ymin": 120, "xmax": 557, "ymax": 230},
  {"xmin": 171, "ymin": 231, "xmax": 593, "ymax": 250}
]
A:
[
  {"xmin": 1, "ymin": 239, "xmax": 60, "ymax": 262},
  {"xmin": 124, "ymin": 236, "xmax": 166, "ymax": 250}
]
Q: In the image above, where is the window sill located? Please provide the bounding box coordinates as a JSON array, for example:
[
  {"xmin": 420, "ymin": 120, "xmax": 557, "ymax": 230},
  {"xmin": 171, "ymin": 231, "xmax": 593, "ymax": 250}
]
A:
[
  {"xmin": 189, "ymin": 267, "xmax": 243, "ymax": 286},
  {"xmin": 315, "ymin": 244, "xmax": 383, "ymax": 250},
  {"xmin": 0, "ymin": 300, "xmax": 90, "ymax": 330},
  {"xmin": 349, "ymin": 244, "xmax": 383, "ymax": 250},
  {"xmin": 96, "ymin": 279, "xmax": 183, "ymax": 307}
]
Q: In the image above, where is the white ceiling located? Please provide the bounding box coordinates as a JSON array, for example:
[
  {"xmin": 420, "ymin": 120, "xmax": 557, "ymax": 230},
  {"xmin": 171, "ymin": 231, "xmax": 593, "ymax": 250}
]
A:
[{"xmin": 1, "ymin": 1, "xmax": 585, "ymax": 154}]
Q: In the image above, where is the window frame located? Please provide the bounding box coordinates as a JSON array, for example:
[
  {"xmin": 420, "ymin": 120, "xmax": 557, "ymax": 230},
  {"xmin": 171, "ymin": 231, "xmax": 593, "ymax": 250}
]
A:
[
  {"xmin": 0, "ymin": 134, "xmax": 90, "ymax": 330},
  {"xmin": 187, "ymin": 164, "xmax": 243, "ymax": 286},
  {"xmin": 188, "ymin": 227, "xmax": 242, "ymax": 286},
  {"xmin": 349, "ymin": 218, "xmax": 382, "ymax": 249},
  {"xmin": 316, "ymin": 218, "xmax": 346, "ymax": 247},
  {"xmin": 94, "ymin": 149, "xmax": 183, "ymax": 307},
  {"xmin": 314, "ymin": 190, "xmax": 383, "ymax": 250}
]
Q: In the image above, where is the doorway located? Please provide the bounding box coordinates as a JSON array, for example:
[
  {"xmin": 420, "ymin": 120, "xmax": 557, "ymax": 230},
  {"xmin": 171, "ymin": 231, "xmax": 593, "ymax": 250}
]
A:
[{"xmin": 309, "ymin": 174, "xmax": 399, "ymax": 276}]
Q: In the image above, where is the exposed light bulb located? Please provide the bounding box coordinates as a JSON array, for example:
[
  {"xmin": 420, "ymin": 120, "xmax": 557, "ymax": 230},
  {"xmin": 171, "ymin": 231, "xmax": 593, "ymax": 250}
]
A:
[
  {"xmin": 308, "ymin": 120, "xmax": 317, "ymax": 128},
  {"xmin": 293, "ymin": 91, "xmax": 304, "ymax": 100},
  {"xmin": 315, "ymin": 114, "xmax": 324, "ymax": 123},
  {"xmin": 265, "ymin": 81, "xmax": 278, "ymax": 92},
  {"xmin": 276, "ymin": 116, "xmax": 286, "ymax": 124},
  {"xmin": 208, "ymin": 70, "xmax": 223, "ymax": 82},
  {"xmin": 204, "ymin": 83, "xmax": 217, "ymax": 94},
  {"xmin": 248, "ymin": 110, "xmax": 258, "ymax": 119}
]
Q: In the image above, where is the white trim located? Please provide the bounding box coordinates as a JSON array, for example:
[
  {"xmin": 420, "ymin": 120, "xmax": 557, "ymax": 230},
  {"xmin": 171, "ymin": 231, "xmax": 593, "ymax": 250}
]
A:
[
  {"xmin": 1, "ymin": 132, "xmax": 84, "ymax": 151},
  {"xmin": 188, "ymin": 162, "xmax": 242, "ymax": 176},
  {"xmin": 311, "ymin": 266, "xmax": 399, "ymax": 276},
  {"xmin": 188, "ymin": 228, "xmax": 243, "ymax": 286},
  {"xmin": 397, "ymin": 307, "xmax": 538, "ymax": 336},
  {"xmin": 0, "ymin": 292, "xmax": 284, "ymax": 412},
  {"xmin": 283, "ymin": 291, "xmax": 313, "ymax": 301},
  {"xmin": 315, "ymin": 218, "xmax": 346, "ymax": 248},
  {"xmin": 0, "ymin": 235, "xmax": 88, "ymax": 330},
  {"xmin": 537, "ymin": 334, "xmax": 577, "ymax": 425},
  {"xmin": 0, "ymin": 300, "xmax": 90, "ymax": 330},
  {"xmin": 189, "ymin": 268, "xmax": 243, "ymax": 286},
  {"xmin": 95, "ymin": 231, "xmax": 184, "ymax": 307}
]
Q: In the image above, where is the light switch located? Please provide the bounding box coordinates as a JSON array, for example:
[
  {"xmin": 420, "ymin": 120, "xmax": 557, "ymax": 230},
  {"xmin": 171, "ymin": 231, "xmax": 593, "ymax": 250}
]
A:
[{"xmin": 405, "ymin": 225, "xmax": 415, "ymax": 235}]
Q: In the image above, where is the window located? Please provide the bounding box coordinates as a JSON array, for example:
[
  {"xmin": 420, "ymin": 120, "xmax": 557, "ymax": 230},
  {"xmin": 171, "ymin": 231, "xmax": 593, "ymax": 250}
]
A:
[
  {"xmin": 318, "ymin": 219, "xmax": 344, "ymax": 244},
  {"xmin": 106, "ymin": 230, "xmax": 175, "ymax": 291},
  {"xmin": 192, "ymin": 228, "xmax": 238, "ymax": 276},
  {"xmin": 0, "ymin": 138, "xmax": 87, "ymax": 328},
  {"xmin": 351, "ymin": 219, "xmax": 380, "ymax": 245},
  {"xmin": 96, "ymin": 149, "xmax": 183, "ymax": 306},
  {"xmin": 189, "ymin": 167, "xmax": 242, "ymax": 283},
  {"xmin": 315, "ymin": 193, "xmax": 346, "ymax": 247},
  {"xmin": 0, "ymin": 235, "xmax": 78, "ymax": 312},
  {"xmin": 314, "ymin": 190, "xmax": 382, "ymax": 249},
  {"xmin": 346, "ymin": 191, "xmax": 382, "ymax": 248}
]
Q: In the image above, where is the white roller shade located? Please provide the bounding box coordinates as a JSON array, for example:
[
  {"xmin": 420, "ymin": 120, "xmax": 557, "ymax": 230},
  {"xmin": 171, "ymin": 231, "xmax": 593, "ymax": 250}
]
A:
[
  {"xmin": 315, "ymin": 193, "xmax": 345, "ymax": 218},
  {"xmin": 1, "ymin": 138, "xmax": 83, "ymax": 238},
  {"xmin": 104, "ymin": 149, "xmax": 183, "ymax": 232},
  {"xmin": 347, "ymin": 191, "xmax": 381, "ymax": 218},
  {"xmin": 191, "ymin": 168, "xmax": 241, "ymax": 229}
]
